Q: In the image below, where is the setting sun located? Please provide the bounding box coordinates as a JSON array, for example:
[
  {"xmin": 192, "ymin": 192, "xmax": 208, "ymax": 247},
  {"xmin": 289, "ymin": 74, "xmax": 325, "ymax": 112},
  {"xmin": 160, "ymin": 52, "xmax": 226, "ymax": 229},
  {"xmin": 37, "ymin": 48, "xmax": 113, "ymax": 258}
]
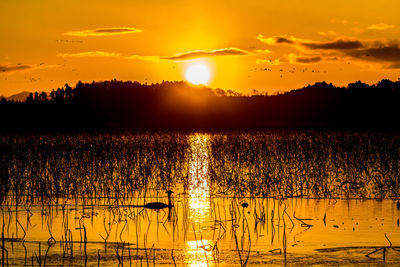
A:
[
  {"xmin": 2, "ymin": 1, "xmax": 400, "ymax": 266},
  {"xmin": 185, "ymin": 63, "xmax": 210, "ymax": 85}
]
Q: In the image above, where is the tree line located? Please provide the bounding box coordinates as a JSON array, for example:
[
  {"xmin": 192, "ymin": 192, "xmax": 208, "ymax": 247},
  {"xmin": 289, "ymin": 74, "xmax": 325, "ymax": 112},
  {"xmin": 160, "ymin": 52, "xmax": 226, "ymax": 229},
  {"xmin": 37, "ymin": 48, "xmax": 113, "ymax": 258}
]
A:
[{"xmin": 1, "ymin": 79, "xmax": 400, "ymax": 131}]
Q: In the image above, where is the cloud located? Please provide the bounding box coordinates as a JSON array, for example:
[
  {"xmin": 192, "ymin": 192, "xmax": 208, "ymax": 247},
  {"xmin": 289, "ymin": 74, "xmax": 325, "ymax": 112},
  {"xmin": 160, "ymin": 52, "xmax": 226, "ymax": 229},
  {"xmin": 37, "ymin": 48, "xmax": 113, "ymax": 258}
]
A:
[
  {"xmin": 318, "ymin": 31, "xmax": 337, "ymax": 37},
  {"xmin": 347, "ymin": 44, "xmax": 400, "ymax": 62},
  {"xmin": 57, "ymin": 51, "xmax": 159, "ymax": 62},
  {"xmin": 0, "ymin": 63, "xmax": 59, "ymax": 73},
  {"xmin": 125, "ymin": 55, "xmax": 160, "ymax": 62},
  {"xmin": 0, "ymin": 64, "xmax": 32, "ymax": 73},
  {"xmin": 289, "ymin": 54, "xmax": 322, "ymax": 64},
  {"xmin": 258, "ymin": 34, "xmax": 400, "ymax": 68},
  {"xmin": 367, "ymin": 23, "xmax": 395, "ymax": 30},
  {"xmin": 256, "ymin": 59, "xmax": 282, "ymax": 65},
  {"xmin": 257, "ymin": 34, "xmax": 295, "ymax": 45},
  {"xmin": 258, "ymin": 35, "xmax": 363, "ymax": 50},
  {"xmin": 251, "ymin": 49, "xmax": 272, "ymax": 54},
  {"xmin": 302, "ymin": 40, "xmax": 363, "ymax": 50},
  {"xmin": 56, "ymin": 47, "xmax": 268, "ymax": 62},
  {"xmin": 57, "ymin": 51, "xmax": 122, "ymax": 58},
  {"xmin": 64, "ymin": 27, "xmax": 142, "ymax": 37},
  {"xmin": 162, "ymin": 48, "xmax": 249, "ymax": 60}
]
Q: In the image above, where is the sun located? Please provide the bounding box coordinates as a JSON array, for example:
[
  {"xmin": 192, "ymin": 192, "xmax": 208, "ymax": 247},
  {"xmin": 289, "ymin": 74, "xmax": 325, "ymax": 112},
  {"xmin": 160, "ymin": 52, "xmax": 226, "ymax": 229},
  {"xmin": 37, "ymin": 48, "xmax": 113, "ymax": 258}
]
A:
[{"xmin": 185, "ymin": 63, "xmax": 210, "ymax": 85}]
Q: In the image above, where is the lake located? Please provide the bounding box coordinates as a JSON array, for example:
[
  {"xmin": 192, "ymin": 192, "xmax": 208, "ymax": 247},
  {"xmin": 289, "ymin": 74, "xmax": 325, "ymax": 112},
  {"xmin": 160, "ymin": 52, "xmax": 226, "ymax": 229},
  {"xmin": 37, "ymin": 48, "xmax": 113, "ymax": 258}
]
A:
[{"xmin": 1, "ymin": 132, "xmax": 400, "ymax": 266}]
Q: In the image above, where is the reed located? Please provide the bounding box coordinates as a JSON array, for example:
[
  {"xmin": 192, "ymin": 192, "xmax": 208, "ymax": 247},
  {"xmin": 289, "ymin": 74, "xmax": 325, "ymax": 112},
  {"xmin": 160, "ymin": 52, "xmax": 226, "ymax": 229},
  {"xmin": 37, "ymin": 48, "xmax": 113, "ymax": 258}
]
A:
[{"xmin": 0, "ymin": 131, "xmax": 399, "ymax": 265}]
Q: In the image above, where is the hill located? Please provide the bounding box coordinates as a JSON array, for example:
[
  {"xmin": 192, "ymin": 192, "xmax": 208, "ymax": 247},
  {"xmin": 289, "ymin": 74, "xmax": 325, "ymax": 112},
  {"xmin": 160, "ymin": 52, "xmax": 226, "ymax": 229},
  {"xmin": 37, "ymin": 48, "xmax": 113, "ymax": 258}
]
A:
[
  {"xmin": 5, "ymin": 91, "xmax": 30, "ymax": 102},
  {"xmin": 1, "ymin": 79, "xmax": 400, "ymax": 131}
]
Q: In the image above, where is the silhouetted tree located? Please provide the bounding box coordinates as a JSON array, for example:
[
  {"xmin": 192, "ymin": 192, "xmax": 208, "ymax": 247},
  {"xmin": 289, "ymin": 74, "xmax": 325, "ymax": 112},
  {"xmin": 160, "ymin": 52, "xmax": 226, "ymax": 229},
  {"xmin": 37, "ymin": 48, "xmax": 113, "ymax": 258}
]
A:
[
  {"xmin": 55, "ymin": 88, "xmax": 65, "ymax": 103},
  {"xmin": 50, "ymin": 90, "xmax": 56, "ymax": 102},
  {"xmin": 26, "ymin": 93, "xmax": 34, "ymax": 103},
  {"xmin": 65, "ymin": 83, "xmax": 72, "ymax": 101},
  {"xmin": 1, "ymin": 78, "xmax": 400, "ymax": 131},
  {"xmin": 39, "ymin": 92, "xmax": 47, "ymax": 102}
]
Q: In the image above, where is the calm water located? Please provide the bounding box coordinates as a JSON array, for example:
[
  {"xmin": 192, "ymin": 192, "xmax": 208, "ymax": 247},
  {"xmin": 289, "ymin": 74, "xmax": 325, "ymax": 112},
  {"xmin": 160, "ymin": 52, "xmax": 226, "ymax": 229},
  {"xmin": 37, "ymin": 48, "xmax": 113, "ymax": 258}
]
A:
[{"xmin": 1, "ymin": 132, "xmax": 400, "ymax": 266}]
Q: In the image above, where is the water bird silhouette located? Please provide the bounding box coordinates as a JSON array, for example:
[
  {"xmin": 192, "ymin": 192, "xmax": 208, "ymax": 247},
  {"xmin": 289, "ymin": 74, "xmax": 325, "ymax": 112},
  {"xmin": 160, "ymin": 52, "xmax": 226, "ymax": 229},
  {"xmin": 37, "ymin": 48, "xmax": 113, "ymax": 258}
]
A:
[{"xmin": 132, "ymin": 190, "xmax": 174, "ymax": 210}]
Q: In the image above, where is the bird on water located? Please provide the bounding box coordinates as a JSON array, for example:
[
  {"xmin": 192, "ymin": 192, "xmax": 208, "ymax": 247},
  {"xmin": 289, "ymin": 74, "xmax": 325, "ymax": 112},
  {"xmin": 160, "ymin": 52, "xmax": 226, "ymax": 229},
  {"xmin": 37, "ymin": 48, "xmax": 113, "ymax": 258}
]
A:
[{"xmin": 134, "ymin": 190, "xmax": 174, "ymax": 210}]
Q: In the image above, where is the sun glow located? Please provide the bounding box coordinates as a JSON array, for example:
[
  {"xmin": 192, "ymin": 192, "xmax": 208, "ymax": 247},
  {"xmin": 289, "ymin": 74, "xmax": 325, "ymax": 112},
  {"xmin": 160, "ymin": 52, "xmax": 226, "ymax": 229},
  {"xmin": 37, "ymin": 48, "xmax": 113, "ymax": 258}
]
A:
[{"xmin": 185, "ymin": 63, "xmax": 210, "ymax": 85}]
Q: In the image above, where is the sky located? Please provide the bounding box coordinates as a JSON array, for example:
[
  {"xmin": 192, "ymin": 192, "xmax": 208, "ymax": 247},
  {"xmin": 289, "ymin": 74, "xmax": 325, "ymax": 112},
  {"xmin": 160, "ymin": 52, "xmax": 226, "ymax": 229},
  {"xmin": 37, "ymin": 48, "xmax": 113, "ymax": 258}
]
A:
[{"xmin": 1, "ymin": 0, "xmax": 400, "ymax": 96}]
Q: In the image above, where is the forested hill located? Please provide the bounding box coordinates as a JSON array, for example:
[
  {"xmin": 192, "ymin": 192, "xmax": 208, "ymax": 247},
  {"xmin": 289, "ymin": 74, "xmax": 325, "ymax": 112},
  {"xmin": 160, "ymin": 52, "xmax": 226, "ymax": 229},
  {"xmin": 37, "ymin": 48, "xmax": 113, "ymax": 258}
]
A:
[{"xmin": 1, "ymin": 79, "xmax": 400, "ymax": 131}]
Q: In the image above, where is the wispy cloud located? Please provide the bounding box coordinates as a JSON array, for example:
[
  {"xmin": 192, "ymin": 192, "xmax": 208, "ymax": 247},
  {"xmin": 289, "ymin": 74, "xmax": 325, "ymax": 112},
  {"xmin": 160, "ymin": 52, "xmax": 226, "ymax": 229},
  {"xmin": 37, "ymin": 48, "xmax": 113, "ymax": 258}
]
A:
[
  {"xmin": 56, "ymin": 47, "xmax": 261, "ymax": 62},
  {"xmin": 0, "ymin": 64, "xmax": 32, "ymax": 73},
  {"xmin": 318, "ymin": 31, "xmax": 337, "ymax": 37},
  {"xmin": 367, "ymin": 23, "xmax": 395, "ymax": 30},
  {"xmin": 288, "ymin": 54, "xmax": 323, "ymax": 64},
  {"xmin": 0, "ymin": 63, "xmax": 59, "ymax": 73},
  {"xmin": 57, "ymin": 51, "xmax": 122, "ymax": 58},
  {"xmin": 125, "ymin": 55, "xmax": 160, "ymax": 62},
  {"xmin": 251, "ymin": 49, "xmax": 272, "ymax": 54},
  {"xmin": 64, "ymin": 27, "xmax": 142, "ymax": 37},
  {"xmin": 258, "ymin": 35, "xmax": 363, "ymax": 50},
  {"xmin": 162, "ymin": 48, "xmax": 249, "ymax": 60},
  {"xmin": 256, "ymin": 59, "xmax": 282, "ymax": 65}
]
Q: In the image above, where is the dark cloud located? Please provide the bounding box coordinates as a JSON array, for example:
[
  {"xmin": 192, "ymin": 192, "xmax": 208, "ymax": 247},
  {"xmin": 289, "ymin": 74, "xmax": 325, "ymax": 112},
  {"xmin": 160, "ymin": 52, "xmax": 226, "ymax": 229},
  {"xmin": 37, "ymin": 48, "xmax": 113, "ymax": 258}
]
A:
[
  {"xmin": 295, "ymin": 56, "xmax": 322, "ymax": 63},
  {"xmin": 258, "ymin": 35, "xmax": 362, "ymax": 50},
  {"xmin": 258, "ymin": 34, "xmax": 400, "ymax": 67},
  {"xmin": 94, "ymin": 28, "xmax": 138, "ymax": 33},
  {"xmin": 302, "ymin": 40, "xmax": 363, "ymax": 50},
  {"xmin": 0, "ymin": 64, "xmax": 32, "ymax": 73},
  {"xmin": 1, "ymin": 63, "xmax": 60, "ymax": 73},
  {"xmin": 346, "ymin": 44, "xmax": 400, "ymax": 62},
  {"xmin": 163, "ymin": 48, "xmax": 249, "ymax": 60},
  {"xmin": 275, "ymin": 37, "xmax": 294, "ymax": 44},
  {"xmin": 257, "ymin": 35, "xmax": 294, "ymax": 45}
]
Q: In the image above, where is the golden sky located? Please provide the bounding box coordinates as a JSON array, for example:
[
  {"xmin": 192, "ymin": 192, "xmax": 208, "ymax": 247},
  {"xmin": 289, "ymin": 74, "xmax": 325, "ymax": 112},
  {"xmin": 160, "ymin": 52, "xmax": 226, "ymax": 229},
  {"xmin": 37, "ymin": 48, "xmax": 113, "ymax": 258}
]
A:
[{"xmin": 1, "ymin": 0, "xmax": 400, "ymax": 96}]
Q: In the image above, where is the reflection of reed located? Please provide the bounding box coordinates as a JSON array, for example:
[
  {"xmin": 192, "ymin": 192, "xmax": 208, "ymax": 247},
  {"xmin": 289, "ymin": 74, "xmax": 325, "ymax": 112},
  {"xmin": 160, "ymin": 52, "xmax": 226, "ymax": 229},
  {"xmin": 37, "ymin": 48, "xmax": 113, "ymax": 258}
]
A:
[{"xmin": 3, "ymin": 196, "xmax": 400, "ymax": 265}]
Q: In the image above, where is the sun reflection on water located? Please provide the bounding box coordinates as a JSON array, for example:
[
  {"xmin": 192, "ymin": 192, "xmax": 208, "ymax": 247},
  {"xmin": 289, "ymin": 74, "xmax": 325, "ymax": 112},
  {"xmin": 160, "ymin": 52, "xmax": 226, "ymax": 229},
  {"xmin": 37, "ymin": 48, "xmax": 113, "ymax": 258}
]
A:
[
  {"xmin": 186, "ymin": 240, "xmax": 213, "ymax": 267},
  {"xmin": 188, "ymin": 134, "xmax": 210, "ymax": 222},
  {"xmin": 186, "ymin": 134, "xmax": 213, "ymax": 266}
]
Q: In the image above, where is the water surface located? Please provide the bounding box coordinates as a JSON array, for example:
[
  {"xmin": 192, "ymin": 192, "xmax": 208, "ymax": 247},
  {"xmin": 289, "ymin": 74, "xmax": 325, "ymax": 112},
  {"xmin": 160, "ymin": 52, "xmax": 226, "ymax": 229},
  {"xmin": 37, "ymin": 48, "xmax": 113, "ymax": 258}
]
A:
[{"xmin": 1, "ymin": 132, "xmax": 400, "ymax": 266}]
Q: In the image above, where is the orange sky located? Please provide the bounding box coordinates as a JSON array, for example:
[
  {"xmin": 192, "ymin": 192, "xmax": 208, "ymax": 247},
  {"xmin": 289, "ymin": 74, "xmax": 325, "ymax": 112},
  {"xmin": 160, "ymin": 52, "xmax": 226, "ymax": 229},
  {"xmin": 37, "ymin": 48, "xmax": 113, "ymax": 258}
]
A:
[{"xmin": 1, "ymin": 0, "xmax": 400, "ymax": 96}]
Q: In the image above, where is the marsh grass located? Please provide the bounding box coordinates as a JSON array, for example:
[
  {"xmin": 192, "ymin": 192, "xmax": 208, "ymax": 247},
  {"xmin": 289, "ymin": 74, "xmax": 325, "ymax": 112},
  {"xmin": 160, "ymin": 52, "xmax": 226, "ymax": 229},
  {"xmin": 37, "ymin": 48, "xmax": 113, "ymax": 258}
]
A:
[
  {"xmin": 0, "ymin": 131, "xmax": 400, "ymax": 265},
  {"xmin": 0, "ymin": 132, "xmax": 190, "ymax": 204},
  {"xmin": 209, "ymin": 131, "xmax": 400, "ymax": 199},
  {"xmin": 1, "ymin": 131, "xmax": 399, "ymax": 204}
]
